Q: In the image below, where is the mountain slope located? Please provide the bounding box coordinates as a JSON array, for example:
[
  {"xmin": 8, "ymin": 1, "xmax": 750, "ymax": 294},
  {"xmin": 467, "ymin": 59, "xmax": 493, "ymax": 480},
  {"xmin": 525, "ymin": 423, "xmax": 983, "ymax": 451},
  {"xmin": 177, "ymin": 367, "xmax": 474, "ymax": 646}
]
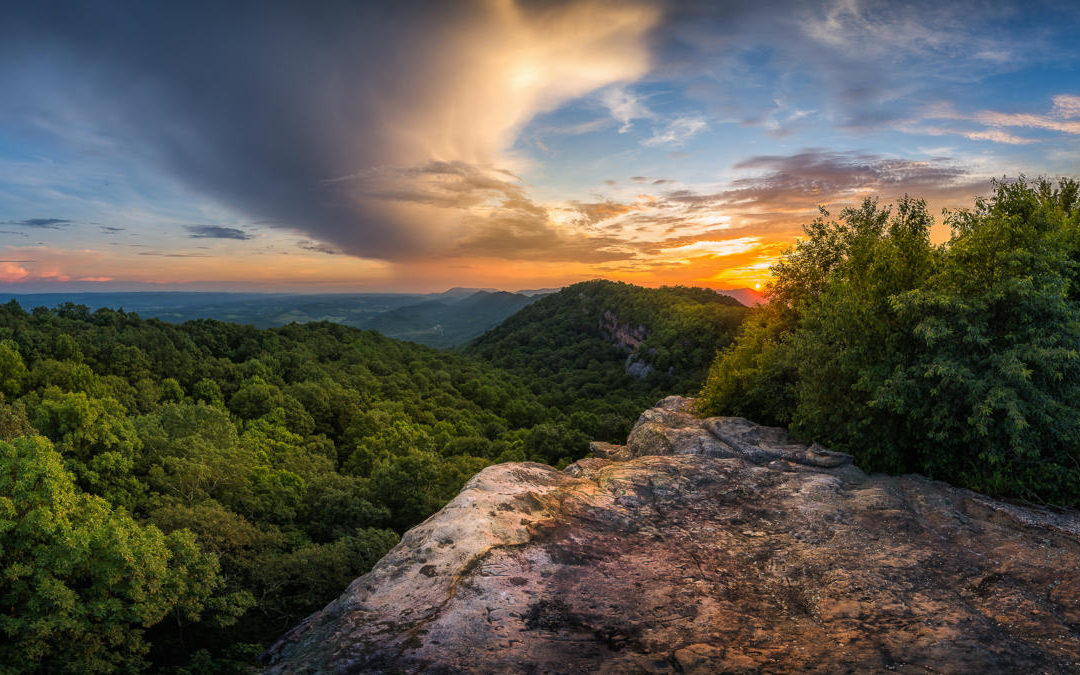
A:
[
  {"xmin": 464, "ymin": 279, "xmax": 749, "ymax": 442},
  {"xmin": 365, "ymin": 290, "xmax": 542, "ymax": 348},
  {"xmin": 717, "ymin": 287, "xmax": 766, "ymax": 306},
  {"xmin": 0, "ymin": 291, "xmax": 429, "ymax": 327}
]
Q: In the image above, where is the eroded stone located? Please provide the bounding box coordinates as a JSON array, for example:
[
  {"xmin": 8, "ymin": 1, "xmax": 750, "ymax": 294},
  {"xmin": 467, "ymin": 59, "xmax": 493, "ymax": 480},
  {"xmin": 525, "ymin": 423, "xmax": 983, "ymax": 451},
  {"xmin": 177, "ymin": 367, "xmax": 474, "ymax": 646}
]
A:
[{"xmin": 264, "ymin": 399, "xmax": 1080, "ymax": 674}]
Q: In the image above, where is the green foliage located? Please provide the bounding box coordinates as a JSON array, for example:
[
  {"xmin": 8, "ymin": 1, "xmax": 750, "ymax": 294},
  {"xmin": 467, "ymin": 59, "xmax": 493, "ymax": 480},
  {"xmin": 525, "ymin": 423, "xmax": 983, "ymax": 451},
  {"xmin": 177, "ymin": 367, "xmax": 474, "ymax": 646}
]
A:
[
  {"xmin": 466, "ymin": 280, "xmax": 748, "ymax": 443},
  {"xmin": 0, "ymin": 340, "xmax": 28, "ymax": 396},
  {"xmin": 0, "ymin": 397, "xmax": 33, "ymax": 442},
  {"xmin": 0, "ymin": 435, "xmax": 218, "ymax": 673},
  {"xmin": 700, "ymin": 179, "xmax": 1080, "ymax": 505},
  {"xmin": 2, "ymin": 296, "xmax": 681, "ymax": 669},
  {"xmin": 0, "ymin": 278, "xmax": 750, "ymax": 670}
]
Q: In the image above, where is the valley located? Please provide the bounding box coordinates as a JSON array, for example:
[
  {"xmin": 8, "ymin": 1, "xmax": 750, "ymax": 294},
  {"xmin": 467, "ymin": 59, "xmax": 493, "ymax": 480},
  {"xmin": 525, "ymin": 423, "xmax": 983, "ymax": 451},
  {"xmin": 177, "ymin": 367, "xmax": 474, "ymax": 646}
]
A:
[{"xmin": 0, "ymin": 280, "xmax": 744, "ymax": 671}]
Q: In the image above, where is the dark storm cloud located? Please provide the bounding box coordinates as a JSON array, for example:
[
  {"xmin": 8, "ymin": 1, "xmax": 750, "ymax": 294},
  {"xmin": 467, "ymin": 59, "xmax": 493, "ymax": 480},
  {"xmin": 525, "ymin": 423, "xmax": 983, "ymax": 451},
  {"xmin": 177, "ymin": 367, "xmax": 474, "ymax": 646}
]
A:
[
  {"xmin": 0, "ymin": 1, "xmax": 482, "ymax": 258},
  {"xmin": 185, "ymin": 225, "xmax": 253, "ymax": 240},
  {"xmin": 0, "ymin": 0, "xmax": 657, "ymax": 263},
  {"xmin": 335, "ymin": 161, "xmax": 526, "ymax": 211},
  {"xmin": 3, "ymin": 218, "xmax": 72, "ymax": 229}
]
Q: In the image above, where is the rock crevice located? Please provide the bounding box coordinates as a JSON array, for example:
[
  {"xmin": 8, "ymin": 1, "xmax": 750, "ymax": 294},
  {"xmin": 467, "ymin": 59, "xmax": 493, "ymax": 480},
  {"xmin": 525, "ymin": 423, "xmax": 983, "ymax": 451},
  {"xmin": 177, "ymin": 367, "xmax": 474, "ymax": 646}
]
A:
[{"xmin": 264, "ymin": 397, "xmax": 1080, "ymax": 673}]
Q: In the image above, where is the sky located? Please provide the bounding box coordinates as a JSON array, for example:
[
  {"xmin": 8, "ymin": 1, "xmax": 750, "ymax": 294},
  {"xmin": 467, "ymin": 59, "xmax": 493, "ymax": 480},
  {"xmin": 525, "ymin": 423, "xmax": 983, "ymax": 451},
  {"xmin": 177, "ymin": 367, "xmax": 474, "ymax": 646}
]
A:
[{"xmin": 0, "ymin": 0, "xmax": 1078, "ymax": 293}]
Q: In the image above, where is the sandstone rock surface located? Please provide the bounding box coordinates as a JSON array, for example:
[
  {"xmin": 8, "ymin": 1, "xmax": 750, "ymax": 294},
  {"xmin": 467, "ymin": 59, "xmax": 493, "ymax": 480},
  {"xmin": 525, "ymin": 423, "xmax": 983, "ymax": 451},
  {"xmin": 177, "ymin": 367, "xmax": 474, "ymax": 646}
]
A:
[{"xmin": 264, "ymin": 397, "xmax": 1080, "ymax": 673}]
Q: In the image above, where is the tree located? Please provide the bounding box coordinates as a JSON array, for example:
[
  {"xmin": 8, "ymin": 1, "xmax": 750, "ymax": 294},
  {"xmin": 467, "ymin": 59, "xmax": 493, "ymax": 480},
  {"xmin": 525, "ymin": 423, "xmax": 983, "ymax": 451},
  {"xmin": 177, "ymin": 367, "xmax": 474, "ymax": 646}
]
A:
[
  {"xmin": 0, "ymin": 436, "xmax": 220, "ymax": 672},
  {"xmin": 699, "ymin": 181, "xmax": 1080, "ymax": 505},
  {"xmin": 0, "ymin": 340, "xmax": 28, "ymax": 397}
]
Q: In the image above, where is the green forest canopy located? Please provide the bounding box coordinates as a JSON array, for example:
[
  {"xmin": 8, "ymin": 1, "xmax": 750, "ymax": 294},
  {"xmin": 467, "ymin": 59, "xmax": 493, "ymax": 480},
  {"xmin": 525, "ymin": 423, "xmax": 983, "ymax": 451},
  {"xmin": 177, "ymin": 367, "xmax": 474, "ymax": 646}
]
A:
[{"xmin": 0, "ymin": 279, "xmax": 745, "ymax": 672}]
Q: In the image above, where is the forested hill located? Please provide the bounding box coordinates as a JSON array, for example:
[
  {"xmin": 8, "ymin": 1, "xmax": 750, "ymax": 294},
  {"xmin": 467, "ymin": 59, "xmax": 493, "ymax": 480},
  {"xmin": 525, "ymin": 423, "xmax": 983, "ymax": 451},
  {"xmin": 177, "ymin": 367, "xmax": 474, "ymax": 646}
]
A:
[
  {"xmin": 464, "ymin": 280, "xmax": 749, "ymax": 441},
  {"xmin": 0, "ymin": 302, "xmax": 616, "ymax": 672},
  {"xmin": 0, "ymin": 281, "xmax": 749, "ymax": 671}
]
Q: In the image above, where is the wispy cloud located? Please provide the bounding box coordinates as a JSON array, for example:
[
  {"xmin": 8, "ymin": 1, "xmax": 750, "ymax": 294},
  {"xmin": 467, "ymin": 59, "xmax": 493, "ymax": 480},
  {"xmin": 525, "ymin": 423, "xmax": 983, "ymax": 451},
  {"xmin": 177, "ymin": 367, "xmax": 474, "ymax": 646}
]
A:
[
  {"xmin": 1053, "ymin": 94, "xmax": 1080, "ymax": 118},
  {"xmin": 925, "ymin": 94, "xmax": 1080, "ymax": 138},
  {"xmin": 298, "ymin": 240, "xmax": 341, "ymax": 255},
  {"xmin": 642, "ymin": 116, "xmax": 708, "ymax": 147},
  {"xmin": 600, "ymin": 85, "xmax": 653, "ymax": 133},
  {"xmin": 2, "ymin": 218, "xmax": 71, "ymax": 229},
  {"xmin": 184, "ymin": 225, "xmax": 253, "ymax": 240}
]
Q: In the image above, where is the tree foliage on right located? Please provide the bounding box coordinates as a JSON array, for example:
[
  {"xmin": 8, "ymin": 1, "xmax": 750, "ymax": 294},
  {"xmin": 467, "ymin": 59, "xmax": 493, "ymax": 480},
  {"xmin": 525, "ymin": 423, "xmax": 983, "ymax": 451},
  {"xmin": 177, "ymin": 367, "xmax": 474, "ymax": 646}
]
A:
[{"xmin": 699, "ymin": 178, "xmax": 1080, "ymax": 506}]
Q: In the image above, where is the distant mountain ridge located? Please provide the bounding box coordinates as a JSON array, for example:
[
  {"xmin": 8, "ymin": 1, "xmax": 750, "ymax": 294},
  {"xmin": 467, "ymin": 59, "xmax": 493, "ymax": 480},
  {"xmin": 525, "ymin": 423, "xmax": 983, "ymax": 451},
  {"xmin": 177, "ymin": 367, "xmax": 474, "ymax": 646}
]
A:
[
  {"xmin": 0, "ymin": 289, "xmax": 547, "ymax": 348},
  {"xmin": 717, "ymin": 287, "xmax": 766, "ymax": 306},
  {"xmin": 0, "ymin": 282, "xmax": 758, "ymax": 348}
]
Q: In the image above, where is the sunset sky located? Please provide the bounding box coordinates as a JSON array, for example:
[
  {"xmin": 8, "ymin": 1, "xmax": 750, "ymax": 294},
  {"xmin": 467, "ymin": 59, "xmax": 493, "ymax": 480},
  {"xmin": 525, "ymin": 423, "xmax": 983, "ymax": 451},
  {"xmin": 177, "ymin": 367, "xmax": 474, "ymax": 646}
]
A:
[{"xmin": 1, "ymin": 0, "xmax": 1079, "ymax": 292}]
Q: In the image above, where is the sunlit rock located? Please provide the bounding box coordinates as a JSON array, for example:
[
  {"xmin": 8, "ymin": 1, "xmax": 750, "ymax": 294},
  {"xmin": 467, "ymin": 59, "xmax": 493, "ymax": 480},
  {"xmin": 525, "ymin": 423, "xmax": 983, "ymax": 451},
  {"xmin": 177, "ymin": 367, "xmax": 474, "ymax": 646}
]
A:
[{"xmin": 264, "ymin": 398, "xmax": 1080, "ymax": 673}]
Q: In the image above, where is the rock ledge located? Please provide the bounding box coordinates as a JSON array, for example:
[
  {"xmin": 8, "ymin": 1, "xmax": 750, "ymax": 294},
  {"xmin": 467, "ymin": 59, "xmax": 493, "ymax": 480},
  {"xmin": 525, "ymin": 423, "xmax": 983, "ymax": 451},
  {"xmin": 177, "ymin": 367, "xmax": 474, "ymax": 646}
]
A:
[{"xmin": 265, "ymin": 397, "xmax": 1080, "ymax": 673}]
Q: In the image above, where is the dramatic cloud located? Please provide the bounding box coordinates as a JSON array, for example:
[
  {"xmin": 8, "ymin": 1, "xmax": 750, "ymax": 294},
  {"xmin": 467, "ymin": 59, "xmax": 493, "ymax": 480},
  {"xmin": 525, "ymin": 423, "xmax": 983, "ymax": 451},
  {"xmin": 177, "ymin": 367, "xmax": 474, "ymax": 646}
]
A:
[
  {"xmin": 185, "ymin": 225, "xmax": 254, "ymax": 240},
  {"xmin": 0, "ymin": 0, "xmax": 1074, "ymax": 291},
  {"xmin": 595, "ymin": 150, "xmax": 985, "ymax": 244},
  {"xmin": 0, "ymin": 0, "xmax": 659, "ymax": 262},
  {"xmin": 725, "ymin": 150, "xmax": 979, "ymax": 203}
]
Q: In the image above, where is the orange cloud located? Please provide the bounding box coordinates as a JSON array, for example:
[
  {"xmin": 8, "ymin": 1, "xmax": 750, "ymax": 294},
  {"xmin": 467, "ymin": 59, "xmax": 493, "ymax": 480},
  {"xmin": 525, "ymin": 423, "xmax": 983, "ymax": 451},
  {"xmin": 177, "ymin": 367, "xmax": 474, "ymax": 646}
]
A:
[{"xmin": 0, "ymin": 262, "xmax": 29, "ymax": 282}]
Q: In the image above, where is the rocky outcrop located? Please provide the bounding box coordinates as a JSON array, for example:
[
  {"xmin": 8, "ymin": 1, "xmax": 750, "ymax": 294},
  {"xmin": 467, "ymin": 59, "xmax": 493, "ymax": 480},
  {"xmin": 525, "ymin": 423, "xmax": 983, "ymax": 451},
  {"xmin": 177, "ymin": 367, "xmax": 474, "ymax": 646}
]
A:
[
  {"xmin": 597, "ymin": 309, "xmax": 657, "ymax": 379},
  {"xmin": 598, "ymin": 309, "xmax": 649, "ymax": 351},
  {"xmin": 264, "ymin": 397, "xmax": 1080, "ymax": 673},
  {"xmin": 623, "ymin": 353, "xmax": 655, "ymax": 379}
]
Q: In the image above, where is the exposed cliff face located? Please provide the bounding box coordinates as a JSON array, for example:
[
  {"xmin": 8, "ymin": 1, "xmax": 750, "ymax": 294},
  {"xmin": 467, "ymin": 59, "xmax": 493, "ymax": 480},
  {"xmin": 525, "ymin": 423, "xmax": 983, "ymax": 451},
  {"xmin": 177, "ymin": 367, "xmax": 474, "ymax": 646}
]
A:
[
  {"xmin": 264, "ymin": 397, "xmax": 1080, "ymax": 673},
  {"xmin": 598, "ymin": 309, "xmax": 649, "ymax": 351},
  {"xmin": 598, "ymin": 309, "xmax": 657, "ymax": 379}
]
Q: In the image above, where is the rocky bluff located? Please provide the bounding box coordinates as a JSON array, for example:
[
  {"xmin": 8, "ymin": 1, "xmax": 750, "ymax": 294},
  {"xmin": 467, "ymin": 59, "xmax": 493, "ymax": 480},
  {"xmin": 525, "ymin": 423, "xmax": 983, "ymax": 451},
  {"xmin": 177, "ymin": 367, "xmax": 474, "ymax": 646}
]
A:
[{"xmin": 264, "ymin": 397, "xmax": 1080, "ymax": 673}]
